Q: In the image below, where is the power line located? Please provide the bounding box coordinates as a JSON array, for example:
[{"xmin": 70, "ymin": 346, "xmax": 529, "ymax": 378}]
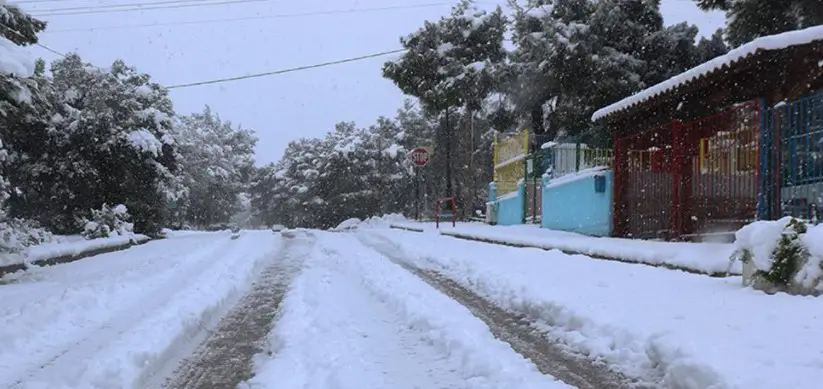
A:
[
  {"xmin": 166, "ymin": 49, "xmax": 406, "ymax": 89},
  {"xmin": 28, "ymin": 0, "xmax": 268, "ymax": 14},
  {"xmin": 29, "ymin": 0, "xmax": 279, "ymax": 17},
  {"xmin": 42, "ymin": 3, "xmax": 456, "ymax": 33},
  {"xmin": 0, "ymin": 22, "xmax": 73, "ymax": 59}
]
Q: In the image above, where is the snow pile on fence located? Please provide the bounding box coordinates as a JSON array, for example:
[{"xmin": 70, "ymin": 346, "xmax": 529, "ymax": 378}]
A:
[
  {"xmin": 544, "ymin": 166, "xmax": 609, "ymax": 189},
  {"xmin": 372, "ymin": 229, "xmax": 823, "ymax": 389}
]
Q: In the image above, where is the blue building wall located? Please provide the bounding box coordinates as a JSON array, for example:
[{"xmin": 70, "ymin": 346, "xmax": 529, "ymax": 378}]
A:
[
  {"xmin": 489, "ymin": 181, "xmax": 525, "ymax": 226},
  {"xmin": 541, "ymin": 170, "xmax": 613, "ymax": 236}
]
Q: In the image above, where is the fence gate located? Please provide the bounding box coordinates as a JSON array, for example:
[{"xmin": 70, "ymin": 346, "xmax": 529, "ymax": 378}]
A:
[
  {"xmin": 614, "ymin": 123, "xmax": 674, "ymax": 239},
  {"xmin": 524, "ymin": 153, "xmax": 543, "ymax": 223},
  {"xmin": 764, "ymin": 91, "xmax": 823, "ymax": 222}
]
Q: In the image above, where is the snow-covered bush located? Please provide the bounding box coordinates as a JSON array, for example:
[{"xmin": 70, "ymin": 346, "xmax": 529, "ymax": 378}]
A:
[
  {"xmin": 81, "ymin": 204, "xmax": 134, "ymax": 239},
  {"xmin": 732, "ymin": 217, "xmax": 823, "ymax": 295},
  {"xmin": 0, "ymin": 218, "xmax": 53, "ymax": 254}
]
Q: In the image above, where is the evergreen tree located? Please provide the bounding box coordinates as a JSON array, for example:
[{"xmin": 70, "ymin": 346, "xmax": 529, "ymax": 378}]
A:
[
  {"xmin": 172, "ymin": 106, "xmax": 257, "ymax": 227},
  {"xmin": 696, "ymin": 0, "xmax": 823, "ymax": 47},
  {"xmin": 15, "ymin": 54, "xmax": 182, "ymax": 234},
  {"xmin": 383, "ymin": 0, "xmax": 506, "ymax": 208}
]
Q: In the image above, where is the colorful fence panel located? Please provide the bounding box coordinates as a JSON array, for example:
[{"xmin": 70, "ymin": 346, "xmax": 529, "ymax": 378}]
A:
[
  {"xmin": 614, "ymin": 123, "xmax": 675, "ymax": 239},
  {"xmin": 613, "ymin": 90, "xmax": 823, "ymax": 239},
  {"xmin": 493, "ymin": 129, "xmax": 529, "ymax": 196},
  {"xmin": 677, "ymin": 101, "xmax": 761, "ymax": 237},
  {"xmin": 764, "ymin": 91, "xmax": 823, "ymax": 223}
]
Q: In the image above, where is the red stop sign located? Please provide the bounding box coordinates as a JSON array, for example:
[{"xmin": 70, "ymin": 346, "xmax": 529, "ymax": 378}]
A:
[{"xmin": 408, "ymin": 148, "xmax": 430, "ymax": 167}]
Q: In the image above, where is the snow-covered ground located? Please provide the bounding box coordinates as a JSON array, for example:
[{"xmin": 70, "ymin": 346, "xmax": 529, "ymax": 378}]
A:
[
  {"xmin": 0, "ymin": 230, "xmax": 280, "ymax": 389},
  {"xmin": 4, "ymin": 221, "xmax": 819, "ymax": 389},
  {"xmin": 245, "ymin": 230, "xmax": 568, "ymax": 389},
  {"xmin": 390, "ymin": 220, "xmax": 739, "ymax": 275},
  {"xmin": 363, "ymin": 228, "xmax": 823, "ymax": 389}
]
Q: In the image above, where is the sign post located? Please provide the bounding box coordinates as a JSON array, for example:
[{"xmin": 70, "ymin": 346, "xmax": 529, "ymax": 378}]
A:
[{"xmin": 407, "ymin": 148, "xmax": 431, "ymax": 221}]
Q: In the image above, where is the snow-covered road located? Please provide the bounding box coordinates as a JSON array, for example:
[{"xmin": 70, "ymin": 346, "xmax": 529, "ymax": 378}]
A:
[
  {"xmin": 3, "ymin": 225, "xmax": 820, "ymax": 389},
  {"xmin": 1, "ymin": 230, "xmax": 281, "ymax": 389}
]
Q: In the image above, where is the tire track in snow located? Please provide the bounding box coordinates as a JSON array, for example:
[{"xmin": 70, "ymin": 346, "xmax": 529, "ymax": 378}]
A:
[
  {"xmin": 358, "ymin": 231, "xmax": 650, "ymax": 389},
  {"xmin": 163, "ymin": 230, "xmax": 311, "ymax": 389},
  {"xmin": 6, "ymin": 235, "xmax": 243, "ymax": 389}
]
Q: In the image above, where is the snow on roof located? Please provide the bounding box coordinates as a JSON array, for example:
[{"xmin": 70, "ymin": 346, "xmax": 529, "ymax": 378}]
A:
[{"xmin": 591, "ymin": 25, "xmax": 823, "ymax": 122}]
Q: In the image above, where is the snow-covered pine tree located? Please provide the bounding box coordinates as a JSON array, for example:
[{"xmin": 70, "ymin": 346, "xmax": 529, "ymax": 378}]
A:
[
  {"xmin": 384, "ymin": 0, "xmax": 506, "ymax": 211},
  {"xmin": 0, "ymin": 3, "xmax": 47, "ymax": 207},
  {"xmin": 172, "ymin": 106, "xmax": 257, "ymax": 228},
  {"xmin": 696, "ymin": 0, "xmax": 823, "ymax": 47},
  {"xmin": 40, "ymin": 54, "xmax": 180, "ymax": 234}
]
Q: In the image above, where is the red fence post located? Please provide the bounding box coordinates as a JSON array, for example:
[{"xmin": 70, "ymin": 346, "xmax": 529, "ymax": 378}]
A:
[
  {"xmin": 612, "ymin": 134, "xmax": 623, "ymax": 237},
  {"xmin": 450, "ymin": 197, "xmax": 457, "ymax": 227}
]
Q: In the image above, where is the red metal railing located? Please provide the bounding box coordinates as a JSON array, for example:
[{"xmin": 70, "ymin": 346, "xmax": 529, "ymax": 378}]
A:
[{"xmin": 614, "ymin": 122, "xmax": 675, "ymax": 239}]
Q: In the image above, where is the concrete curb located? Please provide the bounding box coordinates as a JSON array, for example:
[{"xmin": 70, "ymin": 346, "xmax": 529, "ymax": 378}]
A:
[{"xmin": 388, "ymin": 224, "xmax": 425, "ymax": 233}]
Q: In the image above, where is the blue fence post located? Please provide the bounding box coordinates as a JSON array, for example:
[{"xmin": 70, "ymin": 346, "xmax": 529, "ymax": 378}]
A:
[{"xmin": 757, "ymin": 97, "xmax": 772, "ymax": 221}]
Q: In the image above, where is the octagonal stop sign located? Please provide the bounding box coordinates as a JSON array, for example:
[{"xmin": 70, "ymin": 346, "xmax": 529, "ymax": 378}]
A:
[{"xmin": 408, "ymin": 147, "xmax": 430, "ymax": 167}]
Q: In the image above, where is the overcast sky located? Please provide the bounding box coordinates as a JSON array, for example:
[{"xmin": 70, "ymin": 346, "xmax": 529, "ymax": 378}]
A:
[{"xmin": 22, "ymin": 0, "xmax": 725, "ymax": 165}]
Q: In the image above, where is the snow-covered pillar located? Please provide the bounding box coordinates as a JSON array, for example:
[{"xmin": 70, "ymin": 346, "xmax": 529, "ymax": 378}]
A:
[{"xmin": 488, "ymin": 182, "xmax": 498, "ymax": 202}]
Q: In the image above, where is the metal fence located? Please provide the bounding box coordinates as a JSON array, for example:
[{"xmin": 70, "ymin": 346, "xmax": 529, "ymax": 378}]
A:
[
  {"xmin": 493, "ymin": 129, "xmax": 529, "ymax": 196},
  {"xmin": 763, "ymin": 91, "xmax": 823, "ymax": 223},
  {"xmin": 614, "ymin": 123, "xmax": 675, "ymax": 239},
  {"xmin": 676, "ymin": 101, "xmax": 761, "ymax": 237},
  {"xmin": 523, "ymin": 143, "xmax": 613, "ymax": 223}
]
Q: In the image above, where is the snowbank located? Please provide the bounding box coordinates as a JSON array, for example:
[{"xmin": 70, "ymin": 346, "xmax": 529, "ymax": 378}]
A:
[
  {"xmin": 734, "ymin": 218, "xmax": 823, "ymax": 294},
  {"xmin": 0, "ymin": 231, "xmax": 280, "ymax": 388},
  {"xmin": 332, "ymin": 214, "xmax": 408, "ymax": 231},
  {"xmin": 1, "ymin": 233, "xmax": 150, "ymax": 268},
  {"xmin": 428, "ymin": 223, "xmax": 737, "ymax": 275},
  {"xmin": 371, "ymin": 229, "xmax": 823, "ymax": 389},
  {"xmin": 26, "ymin": 234, "xmax": 149, "ymax": 263},
  {"xmin": 247, "ymin": 232, "xmax": 568, "ymax": 389}
]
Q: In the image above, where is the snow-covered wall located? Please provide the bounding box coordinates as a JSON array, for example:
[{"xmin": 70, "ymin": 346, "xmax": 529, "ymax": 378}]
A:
[
  {"xmin": 495, "ymin": 181, "xmax": 525, "ymax": 226},
  {"xmin": 542, "ymin": 169, "xmax": 613, "ymax": 237}
]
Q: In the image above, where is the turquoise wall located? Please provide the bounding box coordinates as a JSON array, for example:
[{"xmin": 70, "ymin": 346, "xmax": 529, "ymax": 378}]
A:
[
  {"xmin": 491, "ymin": 181, "xmax": 525, "ymax": 226},
  {"xmin": 541, "ymin": 171, "xmax": 613, "ymax": 236}
]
